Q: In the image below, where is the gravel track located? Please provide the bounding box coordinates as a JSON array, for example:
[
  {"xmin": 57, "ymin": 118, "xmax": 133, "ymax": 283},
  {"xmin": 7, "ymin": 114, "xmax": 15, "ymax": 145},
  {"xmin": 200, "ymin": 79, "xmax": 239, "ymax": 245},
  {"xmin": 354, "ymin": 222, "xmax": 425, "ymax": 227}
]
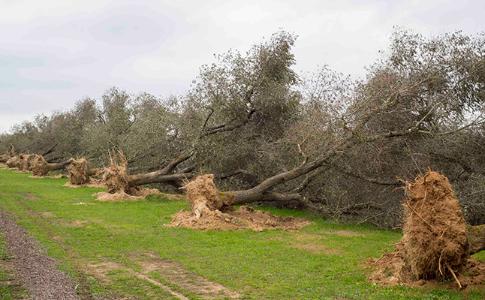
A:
[{"xmin": 0, "ymin": 211, "xmax": 80, "ymax": 300}]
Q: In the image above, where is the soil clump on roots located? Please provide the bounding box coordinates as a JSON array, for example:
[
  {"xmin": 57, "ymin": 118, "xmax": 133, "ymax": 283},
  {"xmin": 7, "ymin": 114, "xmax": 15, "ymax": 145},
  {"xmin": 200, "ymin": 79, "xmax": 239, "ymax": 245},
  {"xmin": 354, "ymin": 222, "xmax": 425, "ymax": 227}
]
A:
[
  {"xmin": 65, "ymin": 157, "xmax": 104, "ymax": 186},
  {"xmin": 370, "ymin": 170, "xmax": 485, "ymax": 289},
  {"xmin": 30, "ymin": 154, "xmax": 49, "ymax": 176},
  {"xmin": 18, "ymin": 154, "xmax": 34, "ymax": 171},
  {"xmin": 168, "ymin": 174, "xmax": 310, "ymax": 231},
  {"xmin": 6, "ymin": 155, "xmax": 20, "ymax": 169},
  {"xmin": 95, "ymin": 152, "xmax": 160, "ymax": 201}
]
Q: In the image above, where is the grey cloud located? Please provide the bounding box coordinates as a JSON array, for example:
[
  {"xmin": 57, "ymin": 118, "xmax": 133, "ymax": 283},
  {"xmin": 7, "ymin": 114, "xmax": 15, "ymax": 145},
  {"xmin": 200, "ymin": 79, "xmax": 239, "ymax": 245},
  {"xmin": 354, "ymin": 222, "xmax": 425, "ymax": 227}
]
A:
[{"xmin": 0, "ymin": 0, "xmax": 483, "ymax": 132}]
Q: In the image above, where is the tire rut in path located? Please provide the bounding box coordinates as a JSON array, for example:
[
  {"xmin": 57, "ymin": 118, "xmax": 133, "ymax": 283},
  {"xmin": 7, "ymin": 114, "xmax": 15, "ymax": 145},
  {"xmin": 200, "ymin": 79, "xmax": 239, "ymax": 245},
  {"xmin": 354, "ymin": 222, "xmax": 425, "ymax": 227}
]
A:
[{"xmin": 0, "ymin": 211, "xmax": 80, "ymax": 300}]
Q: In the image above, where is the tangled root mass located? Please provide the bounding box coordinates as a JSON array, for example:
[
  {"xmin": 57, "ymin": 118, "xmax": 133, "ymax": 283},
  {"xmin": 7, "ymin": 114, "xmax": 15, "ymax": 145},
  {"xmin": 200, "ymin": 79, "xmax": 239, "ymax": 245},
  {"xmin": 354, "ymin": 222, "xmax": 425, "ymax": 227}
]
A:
[
  {"xmin": 30, "ymin": 155, "xmax": 49, "ymax": 176},
  {"xmin": 169, "ymin": 174, "xmax": 310, "ymax": 231},
  {"xmin": 67, "ymin": 158, "xmax": 90, "ymax": 185},
  {"xmin": 370, "ymin": 170, "xmax": 484, "ymax": 288}
]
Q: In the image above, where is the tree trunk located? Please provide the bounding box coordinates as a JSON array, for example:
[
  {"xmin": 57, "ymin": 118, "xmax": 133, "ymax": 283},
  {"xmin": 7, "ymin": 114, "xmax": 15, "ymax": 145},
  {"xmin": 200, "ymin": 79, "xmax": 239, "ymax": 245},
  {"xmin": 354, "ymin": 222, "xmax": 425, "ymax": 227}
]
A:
[
  {"xmin": 47, "ymin": 159, "xmax": 73, "ymax": 171},
  {"xmin": 127, "ymin": 152, "xmax": 194, "ymax": 187},
  {"xmin": 128, "ymin": 171, "xmax": 193, "ymax": 187}
]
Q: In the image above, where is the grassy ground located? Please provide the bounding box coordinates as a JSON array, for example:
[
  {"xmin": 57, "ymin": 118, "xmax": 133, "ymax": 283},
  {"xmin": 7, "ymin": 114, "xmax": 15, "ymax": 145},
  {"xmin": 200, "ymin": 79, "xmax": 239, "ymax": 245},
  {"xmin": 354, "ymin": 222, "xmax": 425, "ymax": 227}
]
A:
[
  {"xmin": 0, "ymin": 232, "xmax": 28, "ymax": 300},
  {"xmin": 0, "ymin": 167, "xmax": 483, "ymax": 299}
]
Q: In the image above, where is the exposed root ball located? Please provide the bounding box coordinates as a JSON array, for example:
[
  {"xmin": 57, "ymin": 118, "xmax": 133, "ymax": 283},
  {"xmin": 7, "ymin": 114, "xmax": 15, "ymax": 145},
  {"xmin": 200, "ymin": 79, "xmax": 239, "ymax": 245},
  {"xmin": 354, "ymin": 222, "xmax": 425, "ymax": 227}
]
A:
[
  {"xmin": 370, "ymin": 170, "xmax": 484, "ymax": 289},
  {"xmin": 103, "ymin": 152, "xmax": 130, "ymax": 193},
  {"xmin": 30, "ymin": 155, "xmax": 49, "ymax": 176},
  {"xmin": 0, "ymin": 154, "xmax": 10, "ymax": 163},
  {"xmin": 169, "ymin": 174, "xmax": 310, "ymax": 231},
  {"xmin": 67, "ymin": 158, "xmax": 90, "ymax": 185},
  {"xmin": 402, "ymin": 171, "xmax": 468, "ymax": 280},
  {"xmin": 18, "ymin": 154, "xmax": 34, "ymax": 171},
  {"xmin": 6, "ymin": 156, "xmax": 20, "ymax": 168},
  {"xmin": 184, "ymin": 174, "xmax": 224, "ymax": 218}
]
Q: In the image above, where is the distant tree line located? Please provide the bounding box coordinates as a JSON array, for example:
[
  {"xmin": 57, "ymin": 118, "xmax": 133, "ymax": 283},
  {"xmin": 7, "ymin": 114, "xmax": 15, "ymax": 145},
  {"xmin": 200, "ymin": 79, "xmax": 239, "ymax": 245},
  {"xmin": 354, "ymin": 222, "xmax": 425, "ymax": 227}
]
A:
[{"xmin": 2, "ymin": 29, "xmax": 484, "ymax": 227}]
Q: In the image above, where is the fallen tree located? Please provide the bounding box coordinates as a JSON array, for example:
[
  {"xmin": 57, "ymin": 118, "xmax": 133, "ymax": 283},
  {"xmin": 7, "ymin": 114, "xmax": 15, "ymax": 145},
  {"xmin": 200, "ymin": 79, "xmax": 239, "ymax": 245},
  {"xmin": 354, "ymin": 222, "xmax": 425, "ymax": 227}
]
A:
[
  {"xmin": 66, "ymin": 158, "xmax": 102, "ymax": 185},
  {"xmin": 102, "ymin": 151, "xmax": 193, "ymax": 195},
  {"xmin": 219, "ymin": 88, "xmax": 429, "ymax": 206},
  {"xmin": 169, "ymin": 174, "xmax": 310, "ymax": 231},
  {"xmin": 0, "ymin": 145, "xmax": 16, "ymax": 163},
  {"xmin": 30, "ymin": 155, "xmax": 74, "ymax": 176},
  {"xmin": 370, "ymin": 171, "xmax": 485, "ymax": 288}
]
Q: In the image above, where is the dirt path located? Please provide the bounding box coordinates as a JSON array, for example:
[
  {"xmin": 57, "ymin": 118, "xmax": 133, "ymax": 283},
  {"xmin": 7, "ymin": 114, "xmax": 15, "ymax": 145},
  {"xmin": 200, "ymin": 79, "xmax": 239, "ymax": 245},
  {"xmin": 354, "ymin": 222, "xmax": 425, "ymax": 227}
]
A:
[{"xmin": 0, "ymin": 211, "xmax": 80, "ymax": 300}]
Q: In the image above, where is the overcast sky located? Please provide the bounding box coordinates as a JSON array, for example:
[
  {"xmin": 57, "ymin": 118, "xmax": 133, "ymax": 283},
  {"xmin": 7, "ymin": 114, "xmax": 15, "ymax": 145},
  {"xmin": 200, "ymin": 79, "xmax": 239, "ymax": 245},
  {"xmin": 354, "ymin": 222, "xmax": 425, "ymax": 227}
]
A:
[{"xmin": 0, "ymin": 0, "xmax": 483, "ymax": 133}]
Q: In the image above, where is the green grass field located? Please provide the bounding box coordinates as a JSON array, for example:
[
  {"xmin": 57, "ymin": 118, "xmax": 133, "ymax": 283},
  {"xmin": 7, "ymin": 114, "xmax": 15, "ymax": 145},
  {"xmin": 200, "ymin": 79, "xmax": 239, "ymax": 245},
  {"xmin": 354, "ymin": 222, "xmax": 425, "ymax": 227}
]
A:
[{"xmin": 0, "ymin": 167, "xmax": 483, "ymax": 299}]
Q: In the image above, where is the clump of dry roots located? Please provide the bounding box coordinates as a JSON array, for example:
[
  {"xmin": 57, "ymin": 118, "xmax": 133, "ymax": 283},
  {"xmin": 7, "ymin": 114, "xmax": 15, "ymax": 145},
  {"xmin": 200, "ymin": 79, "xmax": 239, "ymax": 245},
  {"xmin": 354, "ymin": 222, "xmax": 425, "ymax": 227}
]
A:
[
  {"xmin": 103, "ymin": 152, "xmax": 130, "ymax": 194},
  {"xmin": 6, "ymin": 155, "xmax": 20, "ymax": 168},
  {"xmin": 168, "ymin": 174, "xmax": 310, "ymax": 231},
  {"xmin": 30, "ymin": 155, "xmax": 49, "ymax": 176},
  {"xmin": 0, "ymin": 145, "xmax": 16, "ymax": 163},
  {"xmin": 95, "ymin": 152, "xmax": 159, "ymax": 201},
  {"xmin": 67, "ymin": 158, "xmax": 91, "ymax": 185},
  {"xmin": 18, "ymin": 154, "xmax": 34, "ymax": 171},
  {"xmin": 370, "ymin": 170, "xmax": 484, "ymax": 289}
]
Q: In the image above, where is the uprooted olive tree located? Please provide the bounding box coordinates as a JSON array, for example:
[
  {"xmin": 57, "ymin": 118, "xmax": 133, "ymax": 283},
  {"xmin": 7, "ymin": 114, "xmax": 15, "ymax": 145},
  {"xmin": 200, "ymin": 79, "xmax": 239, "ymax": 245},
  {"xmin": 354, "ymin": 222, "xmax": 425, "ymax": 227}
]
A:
[
  {"xmin": 1, "ymin": 30, "xmax": 484, "ymax": 228},
  {"xmin": 0, "ymin": 145, "xmax": 15, "ymax": 163},
  {"xmin": 66, "ymin": 158, "xmax": 101, "ymax": 185},
  {"xmin": 30, "ymin": 155, "xmax": 73, "ymax": 176},
  {"xmin": 203, "ymin": 30, "xmax": 485, "ymax": 229},
  {"xmin": 102, "ymin": 151, "xmax": 193, "ymax": 195},
  {"xmin": 370, "ymin": 171, "xmax": 484, "ymax": 288},
  {"xmin": 97, "ymin": 31, "xmax": 300, "ymax": 197},
  {"xmin": 168, "ymin": 173, "xmax": 310, "ymax": 231}
]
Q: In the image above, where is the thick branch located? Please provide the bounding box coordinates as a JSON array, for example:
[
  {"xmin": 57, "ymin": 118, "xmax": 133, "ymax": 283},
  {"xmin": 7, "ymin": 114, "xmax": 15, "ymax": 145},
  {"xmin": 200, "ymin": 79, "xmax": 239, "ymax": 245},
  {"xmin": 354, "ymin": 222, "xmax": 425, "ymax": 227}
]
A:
[
  {"xmin": 42, "ymin": 143, "xmax": 58, "ymax": 156},
  {"xmin": 128, "ymin": 172, "xmax": 193, "ymax": 187},
  {"xmin": 328, "ymin": 161, "xmax": 401, "ymax": 186},
  {"xmin": 160, "ymin": 151, "xmax": 194, "ymax": 174},
  {"xmin": 200, "ymin": 108, "xmax": 256, "ymax": 137},
  {"xmin": 200, "ymin": 88, "xmax": 256, "ymax": 138}
]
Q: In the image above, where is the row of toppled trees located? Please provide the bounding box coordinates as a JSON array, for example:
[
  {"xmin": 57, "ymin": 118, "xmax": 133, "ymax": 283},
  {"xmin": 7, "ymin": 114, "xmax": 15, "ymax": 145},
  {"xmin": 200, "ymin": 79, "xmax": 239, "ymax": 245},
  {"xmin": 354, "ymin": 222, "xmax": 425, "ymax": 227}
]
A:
[
  {"xmin": 0, "ymin": 147, "xmax": 310, "ymax": 232},
  {"xmin": 0, "ymin": 145, "xmax": 195, "ymax": 195},
  {"xmin": 0, "ymin": 147, "xmax": 484, "ymax": 288},
  {"xmin": 0, "ymin": 147, "xmax": 97, "ymax": 185}
]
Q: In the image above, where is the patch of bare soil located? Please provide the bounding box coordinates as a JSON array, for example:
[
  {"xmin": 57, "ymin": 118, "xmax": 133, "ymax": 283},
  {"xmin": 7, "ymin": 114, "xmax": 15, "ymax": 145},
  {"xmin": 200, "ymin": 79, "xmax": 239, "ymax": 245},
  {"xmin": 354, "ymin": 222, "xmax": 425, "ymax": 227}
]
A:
[
  {"xmin": 138, "ymin": 252, "xmax": 240, "ymax": 299},
  {"xmin": 0, "ymin": 211, "xmax": 80, "ymax": 299},
  {"xmin": 39, "ymin": 211, "xmax": 55, "ymax": 218},
  {"xmin": 64, "ymin": 220, "xmax": 90, "ymax": 228},
  {"xmin": 370, "ymin": 171, "xmax": 485, "ymax": 290},
  {"xmin": 87, "ymin": 253, "xmax": 240, "ymax": 300},
  {"xmin": 289, "ymin": 233, "xmax": 339, "ymax": 255},
  {"xmin": 19, "ymin": 192, "xmax": 39, "ymax": 201},
  {"xmin": 169, "ymin": 205, "xmax": 310, "ymax": 231},
  {"xmin": 326, "ymin": 230, "xmax": 364, "ymax": 237},
  {"xmin": 94, "ymin": 187, "xmax": 161, "ymax": 202}
]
